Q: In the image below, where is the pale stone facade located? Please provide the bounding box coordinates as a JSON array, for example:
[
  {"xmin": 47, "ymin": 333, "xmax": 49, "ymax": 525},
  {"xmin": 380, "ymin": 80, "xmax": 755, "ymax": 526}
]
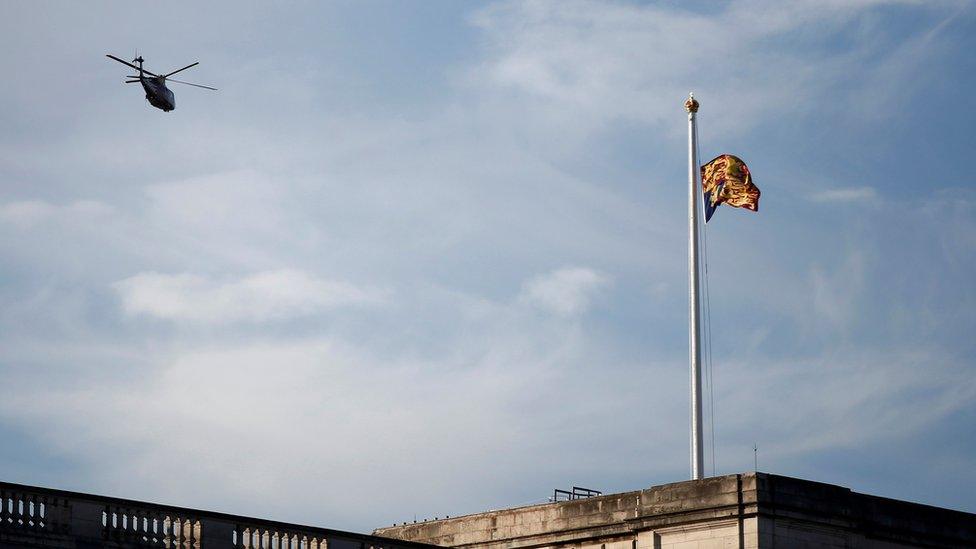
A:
[
  {"xmin": 3, "ymin": 473, "xmax": 974, "ymax": 549},
  {"xmin": 374, "ymin": 473, "xmax": 976, "ymax": 549}
]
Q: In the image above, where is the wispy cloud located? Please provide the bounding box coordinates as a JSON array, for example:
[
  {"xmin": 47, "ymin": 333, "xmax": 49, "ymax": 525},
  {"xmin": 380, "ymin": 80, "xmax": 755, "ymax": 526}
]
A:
[
  {"xmin": 113, "ymin": 270, "xmax": 386, "ymax": 323},
  {"xmin": 468, "ymin": 0, "xmax": 949, "ymax": 139},
  {"xmin": 809, "ymin": 187, "xmax": 878, "ymax": 203},
  {"xmin": 519, "ymin": 267, "xmax": 610, "ymax": 317}
]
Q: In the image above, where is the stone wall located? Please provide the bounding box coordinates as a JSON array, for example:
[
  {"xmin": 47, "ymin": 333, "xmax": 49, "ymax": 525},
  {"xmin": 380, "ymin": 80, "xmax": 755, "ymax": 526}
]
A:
[{"xmin": 374, "ymin": 473, "xmax": 976, "ymax": 549}]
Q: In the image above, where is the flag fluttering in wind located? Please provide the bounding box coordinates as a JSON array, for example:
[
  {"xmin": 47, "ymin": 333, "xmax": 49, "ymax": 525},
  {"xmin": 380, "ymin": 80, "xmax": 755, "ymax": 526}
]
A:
[{"xmin": 701, "ymin": 154, "xmax": 760, "ymax": 222}]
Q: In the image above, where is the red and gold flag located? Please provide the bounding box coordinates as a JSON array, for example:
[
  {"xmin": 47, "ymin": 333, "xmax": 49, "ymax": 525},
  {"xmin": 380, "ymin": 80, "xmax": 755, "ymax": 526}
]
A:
[{"xmin": 701, "ymin": 154, "xmax": 760, "ymax": 222}]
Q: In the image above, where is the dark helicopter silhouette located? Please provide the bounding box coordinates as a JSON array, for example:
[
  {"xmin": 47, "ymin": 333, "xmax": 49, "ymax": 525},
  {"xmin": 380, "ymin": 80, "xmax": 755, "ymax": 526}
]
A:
[{"xmin": 106, "ymin": 54, "xmax": 216, "ymax": 112}]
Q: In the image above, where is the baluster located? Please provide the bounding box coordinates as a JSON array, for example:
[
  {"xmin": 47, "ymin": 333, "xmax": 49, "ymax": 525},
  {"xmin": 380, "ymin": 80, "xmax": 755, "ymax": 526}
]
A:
[
  {"xmin": 7, "ymin": 494, "xmax": 13, "ymax": 527},
  {"xmin": 164, "ymin": 515, "xmax": 173, "ymax": 549},
  {"xmin": 39, "ymin": 496, "xmax": 47, "ymax": 530},
  {"xmin": 173, "ymin": 516, "xmax": 181, "ymax": 549},
  {"xmin": 132, "ymin": 509, "xmax": 139, "ymax": 541},
  {"xmin": 123, "ymin": 508, "xmax": 131, "ymax": 541},
  {"xmin": 189, "ymin": 519, "xmax": 196, "ymax": 549},
  {"xmin": 19, "ymin": 494, "xmax": 28, "ymax": 529},
  {"xmin": 141, "ymin": 511, "xmax": 150, "ymax": 543},
  {"xmin": 135, "ymin": 510, "xmax": 144, "ymax": 542},
  {"xmin": 34, "ymin": 495, "xmax": 43, "ymax": 530},
  {"xmin": 117, "ymin": 507, "xmax": 124, "ymax": 540},
  {"xmin": 178, "ymin": 518, "xmax": 187, "ymax": 549},
  {"xmin": 25, "ymin": 494, "xmax": 34, "ymax": 529}
]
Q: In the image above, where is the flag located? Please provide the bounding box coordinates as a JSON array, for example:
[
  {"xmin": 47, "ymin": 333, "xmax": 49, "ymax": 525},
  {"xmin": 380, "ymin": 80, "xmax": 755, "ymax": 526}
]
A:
[{"xmin": 701, "ymin": 154, "xmax": 760, "ymax": 222}]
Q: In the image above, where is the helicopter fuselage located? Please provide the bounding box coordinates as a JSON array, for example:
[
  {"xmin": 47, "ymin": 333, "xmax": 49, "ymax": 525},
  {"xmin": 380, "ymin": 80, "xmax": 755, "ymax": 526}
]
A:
[
  {"xmin": 140, "ymin": 76, "xmax": 175, "ymax": 112},
  {"xmin": 108, "ymin": 54, "xmax": 213, "ymax": 112}
]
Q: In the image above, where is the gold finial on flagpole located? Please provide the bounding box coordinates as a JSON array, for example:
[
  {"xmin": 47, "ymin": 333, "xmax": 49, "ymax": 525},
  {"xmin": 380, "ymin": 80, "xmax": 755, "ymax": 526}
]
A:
[{"xmin": 684, "ymin": 92, "xmax": 699, "ymax": 113}]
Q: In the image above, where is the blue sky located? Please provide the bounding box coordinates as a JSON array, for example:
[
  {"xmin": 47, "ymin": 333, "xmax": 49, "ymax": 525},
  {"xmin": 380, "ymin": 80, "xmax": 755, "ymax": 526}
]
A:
[{"xmin": 1, "ymin": 0, "xmax": 975, "ymax": 533}]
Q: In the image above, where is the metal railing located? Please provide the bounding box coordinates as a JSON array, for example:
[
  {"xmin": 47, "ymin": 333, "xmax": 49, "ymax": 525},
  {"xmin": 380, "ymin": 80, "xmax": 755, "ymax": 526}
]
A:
[{"xmin": 550, "ymin": 486, "xmax": 602, "ymax": 503}]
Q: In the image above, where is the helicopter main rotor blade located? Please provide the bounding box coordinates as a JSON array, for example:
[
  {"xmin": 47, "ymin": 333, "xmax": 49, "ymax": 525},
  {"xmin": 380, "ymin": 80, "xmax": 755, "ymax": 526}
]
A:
[
  {"xmin": 106, "ymin": 54, "xmax": 159, "ymax": 77},
  {"xmin": 163, "ymin": 62, "xmax": 199, "ymax": 78},
  {"xmin": 167, "ymin": 77, "xmax": 217, "ymax": 91}
]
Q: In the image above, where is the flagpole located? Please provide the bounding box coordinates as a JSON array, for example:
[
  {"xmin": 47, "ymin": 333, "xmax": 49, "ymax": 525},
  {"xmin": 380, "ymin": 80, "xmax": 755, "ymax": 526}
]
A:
[{"xmin": 685, "ymin": 93, "xmax": 704, "ymax": 480}]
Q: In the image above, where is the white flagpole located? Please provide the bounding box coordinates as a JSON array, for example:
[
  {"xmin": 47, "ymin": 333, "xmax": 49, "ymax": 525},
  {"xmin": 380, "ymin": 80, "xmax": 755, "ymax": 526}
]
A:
[{"xmin": 685, "ymin": 93, "xmax": 704, "ymax": 480}]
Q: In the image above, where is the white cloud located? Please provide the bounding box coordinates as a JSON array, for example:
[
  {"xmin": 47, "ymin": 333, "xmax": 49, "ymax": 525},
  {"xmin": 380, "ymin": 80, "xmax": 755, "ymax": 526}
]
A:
[
  {"xmin": 520, "ymin": 267, "xmax": 610, "ymax": 316},
  {"xmin": 113, "ymin": 269, "xmax": 386, "ymax": 323},
  {"xmin": 809, "ymin": 187, "xmax": 878, "ymax": 202},
  {"xmin": 468, "ymin": 0, "xmax": 948, "ymax": 139},
  {"xmin": 716, "ymin": 347, "xmax": 976, "ymax": 459}
]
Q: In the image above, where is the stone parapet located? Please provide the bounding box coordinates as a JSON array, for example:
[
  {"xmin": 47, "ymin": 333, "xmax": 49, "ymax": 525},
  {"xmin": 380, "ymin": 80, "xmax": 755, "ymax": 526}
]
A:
[
  {"xmin": 0, "ymin": 481, "xmax": 437, "ymax": 549},
  {"xmin": 374, "ymin": 473, "xmax": 976, "ymax": 549}
]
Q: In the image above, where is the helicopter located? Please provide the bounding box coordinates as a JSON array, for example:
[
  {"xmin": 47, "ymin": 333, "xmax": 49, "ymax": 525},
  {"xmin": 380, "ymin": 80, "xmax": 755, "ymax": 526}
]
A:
[{"xmin": 106, "ymin": 54, "xmax": 216, "ymax": 112}]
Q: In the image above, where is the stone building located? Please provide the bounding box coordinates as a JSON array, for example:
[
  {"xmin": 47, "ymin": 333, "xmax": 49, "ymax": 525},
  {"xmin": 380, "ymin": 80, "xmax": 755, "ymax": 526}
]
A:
[
  {"xmin": 3, "ymin": 473, "xmax": 976, "ymax": 549},
  {"xmin": 374, "ymin": 473, "xmax": 976, "ymax": 548}
]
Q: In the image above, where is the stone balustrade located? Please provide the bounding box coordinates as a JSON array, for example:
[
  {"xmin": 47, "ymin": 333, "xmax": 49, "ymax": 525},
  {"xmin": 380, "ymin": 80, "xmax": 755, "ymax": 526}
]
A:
[{"xmin": 1, "ymin": 481, "xmax": 435, "ymax": 549}]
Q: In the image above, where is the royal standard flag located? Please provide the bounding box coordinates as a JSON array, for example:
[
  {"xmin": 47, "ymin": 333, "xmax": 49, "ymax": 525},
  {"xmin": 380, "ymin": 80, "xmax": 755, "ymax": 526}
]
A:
[{"xmin": 701, "ymin": 154, "xmax": 760, "ymax": 222}]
